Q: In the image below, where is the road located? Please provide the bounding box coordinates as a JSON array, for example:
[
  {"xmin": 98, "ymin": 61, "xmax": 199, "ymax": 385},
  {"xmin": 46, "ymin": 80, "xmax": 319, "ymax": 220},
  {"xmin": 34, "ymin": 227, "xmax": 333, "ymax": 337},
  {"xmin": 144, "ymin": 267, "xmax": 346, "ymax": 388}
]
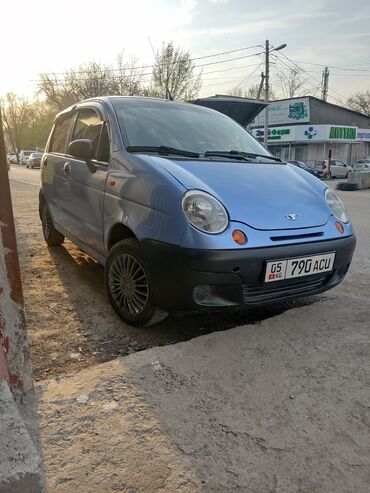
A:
[
  {"xmin": 9, "ymin": 165, "xmax": 370, "ymax": 492},
  {"xmin": 9, "ymin": 165, "xmax": 314, "ymax": 380},
  {"xmin": 8, "ymin": 165, "xmax": 369, "ymax": 381}
]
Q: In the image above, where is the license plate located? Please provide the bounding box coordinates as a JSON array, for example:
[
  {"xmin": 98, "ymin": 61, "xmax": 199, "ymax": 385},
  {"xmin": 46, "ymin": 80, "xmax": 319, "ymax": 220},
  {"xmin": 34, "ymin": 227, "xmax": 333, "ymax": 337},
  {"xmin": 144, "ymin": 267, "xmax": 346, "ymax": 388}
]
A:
[{"xmin": 264, "ymin": 252, "xmax": 336, "ymax": 283}]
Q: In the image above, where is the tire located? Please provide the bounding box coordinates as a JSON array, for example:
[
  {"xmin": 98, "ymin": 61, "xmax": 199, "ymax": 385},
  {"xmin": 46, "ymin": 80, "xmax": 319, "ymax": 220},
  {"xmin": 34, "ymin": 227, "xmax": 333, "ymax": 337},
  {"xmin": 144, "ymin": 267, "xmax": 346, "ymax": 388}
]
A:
[
  {"xmin": 105, "ymin": 238, "xmax": 155, "ymax": 326},
  {"xmin": 41, "ymin": 205, "xmax": 64, "ymax": 246}
]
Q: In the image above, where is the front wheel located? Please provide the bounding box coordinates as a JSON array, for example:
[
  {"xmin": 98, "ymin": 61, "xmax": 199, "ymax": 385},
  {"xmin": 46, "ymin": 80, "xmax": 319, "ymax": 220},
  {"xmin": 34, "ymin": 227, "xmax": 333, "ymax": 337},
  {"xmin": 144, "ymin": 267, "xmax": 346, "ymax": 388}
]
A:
[
  {"xmin": 105, "ymin": 239, "xmax": 155, "ymax": 326},
  {"xmin": 42, "ymin": 205, "xmax": 64, "ymax": 246}
]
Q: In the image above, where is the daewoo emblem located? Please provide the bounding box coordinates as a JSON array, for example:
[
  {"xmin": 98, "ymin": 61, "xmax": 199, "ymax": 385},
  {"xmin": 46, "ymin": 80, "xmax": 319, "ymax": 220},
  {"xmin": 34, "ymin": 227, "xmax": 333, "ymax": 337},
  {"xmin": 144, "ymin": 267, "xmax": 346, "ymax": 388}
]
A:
[{"xmin": 286, "ymin": 213, "xmax": 298, "ymax": 221}]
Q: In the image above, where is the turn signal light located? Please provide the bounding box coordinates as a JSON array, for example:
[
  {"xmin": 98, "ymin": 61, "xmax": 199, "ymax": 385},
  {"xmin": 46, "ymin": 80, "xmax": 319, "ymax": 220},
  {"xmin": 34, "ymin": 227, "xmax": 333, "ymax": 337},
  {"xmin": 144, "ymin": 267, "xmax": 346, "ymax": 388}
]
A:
[
  {"xmin": 335, "ymin": 221, "xmax": 344, "ymax": 234},
  {"xmin": 232, "ymin": 229, "xmax": 247, "ymax": 245}
]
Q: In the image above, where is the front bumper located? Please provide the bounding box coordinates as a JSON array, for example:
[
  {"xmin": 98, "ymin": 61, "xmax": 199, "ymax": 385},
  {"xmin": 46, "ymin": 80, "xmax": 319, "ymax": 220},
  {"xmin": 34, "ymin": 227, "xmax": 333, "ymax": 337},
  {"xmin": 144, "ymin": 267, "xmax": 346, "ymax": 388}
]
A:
[{"xmin": 142, "ymin": 235, "xmax": 356, "ymax": 311}]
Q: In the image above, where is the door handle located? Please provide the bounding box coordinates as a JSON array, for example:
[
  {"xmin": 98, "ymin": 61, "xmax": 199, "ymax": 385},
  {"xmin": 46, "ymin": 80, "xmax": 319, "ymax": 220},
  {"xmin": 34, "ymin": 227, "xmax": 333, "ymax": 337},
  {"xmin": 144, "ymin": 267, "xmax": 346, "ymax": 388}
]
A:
[{"xmin": 63, "ymin": 162, "xmax": 71, "ymax": 176}]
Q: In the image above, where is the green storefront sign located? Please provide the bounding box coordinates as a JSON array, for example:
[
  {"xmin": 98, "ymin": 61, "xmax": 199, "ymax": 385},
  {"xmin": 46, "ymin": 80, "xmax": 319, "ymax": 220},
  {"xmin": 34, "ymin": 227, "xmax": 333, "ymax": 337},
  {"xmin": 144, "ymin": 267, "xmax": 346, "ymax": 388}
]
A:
[
  {"xmin": 268, "ymin": 128, "xmax": 290, "ymax": 140},
  {"xmin": 329, "ymin": 127, "xmax": 356, "ymax": 140}
]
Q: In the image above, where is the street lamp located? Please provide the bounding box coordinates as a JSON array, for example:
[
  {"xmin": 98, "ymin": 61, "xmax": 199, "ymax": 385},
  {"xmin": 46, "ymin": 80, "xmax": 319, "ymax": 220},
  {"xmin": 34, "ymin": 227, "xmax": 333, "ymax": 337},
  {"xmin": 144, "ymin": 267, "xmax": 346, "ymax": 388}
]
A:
[{"xmin": 263, "ymin": 41, "xmax": 287, "ymax": 149}]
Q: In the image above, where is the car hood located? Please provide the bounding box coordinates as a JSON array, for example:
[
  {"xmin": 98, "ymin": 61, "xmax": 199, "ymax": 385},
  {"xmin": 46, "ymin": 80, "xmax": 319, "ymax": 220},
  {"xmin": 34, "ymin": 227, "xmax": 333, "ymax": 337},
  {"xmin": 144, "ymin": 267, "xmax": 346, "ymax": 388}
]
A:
[{"xmin": 142, "ymin": 156, "xmax": 330, "ymax": 230}]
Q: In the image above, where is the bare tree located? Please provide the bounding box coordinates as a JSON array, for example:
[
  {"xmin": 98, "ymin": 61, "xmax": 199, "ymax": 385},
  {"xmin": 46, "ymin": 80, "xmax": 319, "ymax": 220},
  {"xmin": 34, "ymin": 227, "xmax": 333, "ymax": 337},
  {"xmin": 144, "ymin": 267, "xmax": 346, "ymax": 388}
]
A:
[
  {"xmin": 347, "ymin": 91, "xmax": 370, "ymax": 116},
  {"xmin": 67, "ymin": 62, "xmax": 118, "ymax": 100},
  {"xmin": 38, "ymin": 56, "xmax": 147, "ymax": 111},
  {"xmin": 21, "ymin": 100, "xmax": 55, "ymax": 150},
  {"xmin": 275, "ymin": 67, "xmax": 310, "ymax": 99},
  {"xmin": 0, "ymin": 93, "xmax": 33, "ymax": 156},
  {"xmin": 38, "ymin": 73, "xmax": 78, "ymax": 111},
  {"xmin": 152, "ymin": 42, "xmax": 202, "ymax": 101},
  {"xmin": 114, "ymin": 53, "xmax": 146, "ymax": 96},
  {"xmin": 228, "ymin": 84, "xmax": 276, "ymax": 100}
]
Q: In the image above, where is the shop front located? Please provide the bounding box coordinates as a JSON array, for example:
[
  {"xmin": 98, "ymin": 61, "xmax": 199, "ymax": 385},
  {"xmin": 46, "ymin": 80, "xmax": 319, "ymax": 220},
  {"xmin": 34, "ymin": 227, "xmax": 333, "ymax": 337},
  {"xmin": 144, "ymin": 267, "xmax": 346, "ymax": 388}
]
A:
[{"xmin": 252, "ymin": 124, "xmax": 368, "ymax": 165}]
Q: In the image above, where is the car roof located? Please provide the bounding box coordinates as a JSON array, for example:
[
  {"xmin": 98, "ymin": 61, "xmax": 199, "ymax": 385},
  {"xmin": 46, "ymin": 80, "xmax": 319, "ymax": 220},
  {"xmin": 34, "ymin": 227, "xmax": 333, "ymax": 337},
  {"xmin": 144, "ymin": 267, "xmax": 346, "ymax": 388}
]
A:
[{"xmin": 55, "ymin": 95, "xmax": 225, "ymax": 121}]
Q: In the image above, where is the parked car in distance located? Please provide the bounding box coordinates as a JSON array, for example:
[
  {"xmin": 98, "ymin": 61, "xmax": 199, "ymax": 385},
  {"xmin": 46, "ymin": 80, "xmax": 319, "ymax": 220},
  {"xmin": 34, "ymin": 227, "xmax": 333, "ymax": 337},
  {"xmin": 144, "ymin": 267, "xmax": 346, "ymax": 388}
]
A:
[
  {"xmin": 288, "ymin": 160, "xmax": 324, "ymax": 179},
  {"xmin": 353, "ymin": 159, "xmax": 370, "ymax": 171},
  {"xmin": 39, "ymin": 96, "xmax": 356, "ymax": 326},
  {"xmin": 322, "ymin": 159, "xmax": 353, "ymax": 178},
  {"xmin": 19, "ymin": 150, "xmax": 35, "ymax": 165},
  {"xmin": 26, "ymin": 152, "xmax": 43, "ymax": 168}
]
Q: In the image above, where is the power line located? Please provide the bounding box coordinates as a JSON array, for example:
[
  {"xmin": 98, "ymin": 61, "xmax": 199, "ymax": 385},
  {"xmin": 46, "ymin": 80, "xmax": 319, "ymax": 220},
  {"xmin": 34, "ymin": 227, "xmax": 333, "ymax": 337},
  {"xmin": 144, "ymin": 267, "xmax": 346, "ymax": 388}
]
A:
[
  {"xmin": 202, "ymin": 74, "xmax": 261, "ymax": 87},
  {"xmin": 233, "ymin": 62, "xmax": 263, "ymax": 90},
  {"xmin": 277, "ymin": 51, "xmax": 353, "ymax": 103},
  {"xmin": 289, "ymin": 58, "xmax": 370, "ymax": 71},
  {"xmin": 33, "ymin": 45, "xmax": 261, "ymax": 79},
  {"xmin": 33, "ymin": 52, "xmax": 264, "ymax": 85},
  {"xmin": 272, "ymin": 56, "xmax": 322, "ymax": 94},
  {"xmin": 273, "ymin": 52, "xmax": 348, "ymax": 104},
  {"xmin": 196, "ymin": 62, "xmax": 262, "ymax": 76}
]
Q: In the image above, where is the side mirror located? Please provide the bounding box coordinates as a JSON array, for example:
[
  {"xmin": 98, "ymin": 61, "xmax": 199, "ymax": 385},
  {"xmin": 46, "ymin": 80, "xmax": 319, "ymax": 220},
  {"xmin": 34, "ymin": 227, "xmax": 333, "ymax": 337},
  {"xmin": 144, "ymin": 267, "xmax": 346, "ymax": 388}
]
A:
[{"xmin": 68, "ymin": 139, "xmax": 96, "ymax": 173}]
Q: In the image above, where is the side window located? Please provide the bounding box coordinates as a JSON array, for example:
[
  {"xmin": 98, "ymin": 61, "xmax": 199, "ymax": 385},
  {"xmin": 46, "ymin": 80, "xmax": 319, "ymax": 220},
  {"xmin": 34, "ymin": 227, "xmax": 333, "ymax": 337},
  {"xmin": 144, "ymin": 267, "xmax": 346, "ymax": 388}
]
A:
[
  {"xmin": 98, "ymin": 124, "xmax": 110, "ymax": 163},
  {"xmin": 71, "ymin": 108, "xmax": 109, "ymax": 163},
  {"xmin": 49, "ymin": 115, "xmax": 74, "ymax": 154}
]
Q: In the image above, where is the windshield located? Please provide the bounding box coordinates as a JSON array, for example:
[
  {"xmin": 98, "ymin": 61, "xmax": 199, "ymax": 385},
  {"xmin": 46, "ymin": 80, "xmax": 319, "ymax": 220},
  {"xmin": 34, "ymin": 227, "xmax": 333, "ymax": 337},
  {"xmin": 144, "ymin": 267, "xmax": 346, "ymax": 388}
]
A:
[{"xmin": 112, "ymin": 98, "xmax": 269, "ymax": 156}]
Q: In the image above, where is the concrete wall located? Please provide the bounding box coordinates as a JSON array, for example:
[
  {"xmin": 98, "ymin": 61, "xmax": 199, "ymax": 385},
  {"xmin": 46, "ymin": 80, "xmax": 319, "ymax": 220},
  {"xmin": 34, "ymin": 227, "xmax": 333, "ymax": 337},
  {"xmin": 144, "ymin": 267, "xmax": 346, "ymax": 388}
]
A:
[
  {"xmin": 348, "ymin": 170, "xmax": 370, "ymax": 189},
  {"xmin": 0, "ymin": 381, "xmax": 42, "ymax": 493}
]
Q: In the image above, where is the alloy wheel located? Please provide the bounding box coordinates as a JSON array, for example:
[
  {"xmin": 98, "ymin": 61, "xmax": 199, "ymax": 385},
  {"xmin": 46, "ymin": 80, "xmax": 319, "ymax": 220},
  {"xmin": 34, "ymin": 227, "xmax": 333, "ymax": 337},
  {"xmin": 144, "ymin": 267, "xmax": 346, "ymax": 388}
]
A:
[{"xmin": 108, "ymin": 253, "xmax": 150, "ymax": 316}]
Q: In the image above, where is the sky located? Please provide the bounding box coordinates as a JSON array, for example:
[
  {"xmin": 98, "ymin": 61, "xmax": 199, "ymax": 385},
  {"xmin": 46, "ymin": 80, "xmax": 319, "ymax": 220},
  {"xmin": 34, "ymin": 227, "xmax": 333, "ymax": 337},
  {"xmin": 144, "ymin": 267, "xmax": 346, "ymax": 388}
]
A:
[{"xmin": 1, "ymin": 0, "xmax": 370, "ymax": 104}]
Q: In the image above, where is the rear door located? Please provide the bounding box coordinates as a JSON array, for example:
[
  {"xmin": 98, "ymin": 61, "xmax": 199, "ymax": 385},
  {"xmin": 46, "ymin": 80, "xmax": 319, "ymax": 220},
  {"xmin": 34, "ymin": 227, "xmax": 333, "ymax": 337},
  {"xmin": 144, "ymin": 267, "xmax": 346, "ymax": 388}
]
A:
[
  {"xmin": 42, "ymin": 113, "xmax": 76, "ymax": 229},
  {"xmin": 61, "ymin": 106, "xmax": 110, "ymax": 256}
]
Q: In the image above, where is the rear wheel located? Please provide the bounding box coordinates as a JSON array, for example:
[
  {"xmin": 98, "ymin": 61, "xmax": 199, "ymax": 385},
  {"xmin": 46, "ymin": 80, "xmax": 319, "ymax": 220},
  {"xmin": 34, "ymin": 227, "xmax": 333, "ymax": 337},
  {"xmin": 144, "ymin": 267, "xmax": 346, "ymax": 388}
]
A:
[
  {"xmin": 105, "ymin": 239, "xmax": 155, "ymax": 326},
  {"xmin": 42, "ymin": 205, "xmax": 64, "ymax": 246}
]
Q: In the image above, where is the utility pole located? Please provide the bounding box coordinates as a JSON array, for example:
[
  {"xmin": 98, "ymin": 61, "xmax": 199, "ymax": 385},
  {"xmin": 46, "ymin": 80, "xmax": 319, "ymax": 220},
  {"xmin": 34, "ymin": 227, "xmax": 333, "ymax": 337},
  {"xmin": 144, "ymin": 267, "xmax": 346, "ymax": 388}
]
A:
[
  {"xmin": 263, "ymin": 40, "xmax": 287, "ymax": 149},
  {"xmin": 322, "ymin": 66, "xmax": 329, "ymax": 101},
  {"xmin": 263, "ymin": 40, "xmax": 270, "ymax": 149},
  {"xmin": 257, "ymin": 72, "xmax": 265, "ymax": 100}
]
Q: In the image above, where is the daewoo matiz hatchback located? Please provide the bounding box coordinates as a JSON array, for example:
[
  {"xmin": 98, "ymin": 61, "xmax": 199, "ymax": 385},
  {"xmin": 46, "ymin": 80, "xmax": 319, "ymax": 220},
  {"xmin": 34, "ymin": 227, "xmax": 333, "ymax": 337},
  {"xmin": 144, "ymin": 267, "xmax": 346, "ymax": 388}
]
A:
[{"xmin": 39, "ymin": 96, "xmax": 356, "ymax": 326}]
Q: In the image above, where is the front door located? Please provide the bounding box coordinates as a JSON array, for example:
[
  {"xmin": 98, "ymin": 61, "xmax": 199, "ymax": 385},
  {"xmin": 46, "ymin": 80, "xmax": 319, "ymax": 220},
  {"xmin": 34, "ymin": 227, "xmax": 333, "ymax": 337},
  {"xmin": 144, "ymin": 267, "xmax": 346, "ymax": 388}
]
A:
[
  {"xmin": 42, "ymin": 113, "xmax": 75, "ymax": 230},
  {"xmin": 332, "ymin": 160, "xmax": 347, "ymax": 178},
  {"xmin": 62, "ymin": 107, "xmax": 110, "ymax": 256}
]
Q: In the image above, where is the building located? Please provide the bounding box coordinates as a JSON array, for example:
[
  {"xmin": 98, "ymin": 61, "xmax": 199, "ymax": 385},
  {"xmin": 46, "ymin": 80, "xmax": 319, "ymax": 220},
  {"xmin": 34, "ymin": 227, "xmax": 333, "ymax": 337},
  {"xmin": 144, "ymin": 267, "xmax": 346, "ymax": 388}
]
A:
[{"xmin": 250, "ymin": 96, "xmax": 370, "ymax": 165}]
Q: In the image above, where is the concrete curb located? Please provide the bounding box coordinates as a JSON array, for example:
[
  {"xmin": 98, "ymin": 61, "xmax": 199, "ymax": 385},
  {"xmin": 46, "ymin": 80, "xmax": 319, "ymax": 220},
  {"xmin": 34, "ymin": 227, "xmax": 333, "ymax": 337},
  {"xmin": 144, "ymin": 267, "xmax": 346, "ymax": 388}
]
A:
[
  {"xmin": 348, "ymin": 170, "xmax": 370, "ymax": 189},
  {"xmin": 0, "ymin": 380, "xmax": 42, "ymax": 493}
]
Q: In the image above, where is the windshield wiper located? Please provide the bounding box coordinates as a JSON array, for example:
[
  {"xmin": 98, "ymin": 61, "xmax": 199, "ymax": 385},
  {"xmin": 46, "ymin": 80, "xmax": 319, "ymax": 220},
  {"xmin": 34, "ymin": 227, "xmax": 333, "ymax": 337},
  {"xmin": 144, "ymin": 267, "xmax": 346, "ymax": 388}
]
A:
[
  {"xmin": 203, "ymin": 150, "xmax": 283, "ymax": 162},
  {"xmin": 127, "ymin": 145, "xmax": 200, "ymax": 158}
]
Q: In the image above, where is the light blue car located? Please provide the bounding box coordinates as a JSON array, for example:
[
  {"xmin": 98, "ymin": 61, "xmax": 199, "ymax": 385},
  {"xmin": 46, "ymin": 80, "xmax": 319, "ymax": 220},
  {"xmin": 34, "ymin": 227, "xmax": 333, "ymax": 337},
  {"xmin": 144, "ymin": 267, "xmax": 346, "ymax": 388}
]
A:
[{"xmin": 39, "ymin": 96, "xmax": 356, "ymax": 326}]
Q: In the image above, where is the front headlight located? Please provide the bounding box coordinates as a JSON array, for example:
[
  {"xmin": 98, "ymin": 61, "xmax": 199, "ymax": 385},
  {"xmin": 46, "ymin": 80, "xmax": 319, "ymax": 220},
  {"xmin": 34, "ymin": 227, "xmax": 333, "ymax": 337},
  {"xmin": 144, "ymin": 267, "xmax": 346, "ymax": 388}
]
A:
[
  {"xmin": 182, "ymin": 190, "xmax": 229, "ymax": 234},
  {"xmin": 325, "ymin": 188, "xmax": 349, "ymax": 223}
]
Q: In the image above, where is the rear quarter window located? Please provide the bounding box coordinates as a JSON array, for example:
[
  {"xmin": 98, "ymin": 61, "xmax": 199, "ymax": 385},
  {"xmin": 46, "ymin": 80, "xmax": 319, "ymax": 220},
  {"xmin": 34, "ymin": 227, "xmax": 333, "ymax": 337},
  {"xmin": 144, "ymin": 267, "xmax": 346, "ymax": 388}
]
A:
[{"xmin": 49, "ymin": 115, "xmax": 74, "ymax": 154}]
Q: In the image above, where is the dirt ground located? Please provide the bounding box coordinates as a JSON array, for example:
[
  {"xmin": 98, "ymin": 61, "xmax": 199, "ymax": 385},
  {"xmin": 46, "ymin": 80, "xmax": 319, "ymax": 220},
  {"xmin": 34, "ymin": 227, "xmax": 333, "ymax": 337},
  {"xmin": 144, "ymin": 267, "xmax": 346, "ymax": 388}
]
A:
[
  {"xmin": 10, "ymin": 168, "xmax": 313, "ymax": 381},
  {"xmin": 8, "ymin": 167, "xmax": 370, "ymax": 492}
]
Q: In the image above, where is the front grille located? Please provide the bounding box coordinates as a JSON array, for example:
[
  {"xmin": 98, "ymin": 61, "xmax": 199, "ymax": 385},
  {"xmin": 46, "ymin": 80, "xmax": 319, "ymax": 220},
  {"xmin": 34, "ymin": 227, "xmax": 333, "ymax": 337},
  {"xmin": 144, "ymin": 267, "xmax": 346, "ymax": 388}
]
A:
[
  {"xmin": 243, "ymin": 275, "xmax": 329, "ymax": 304},
  {"xmin": 270, "ymin": 232, "xmax": 324, "ymax": 242}
]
